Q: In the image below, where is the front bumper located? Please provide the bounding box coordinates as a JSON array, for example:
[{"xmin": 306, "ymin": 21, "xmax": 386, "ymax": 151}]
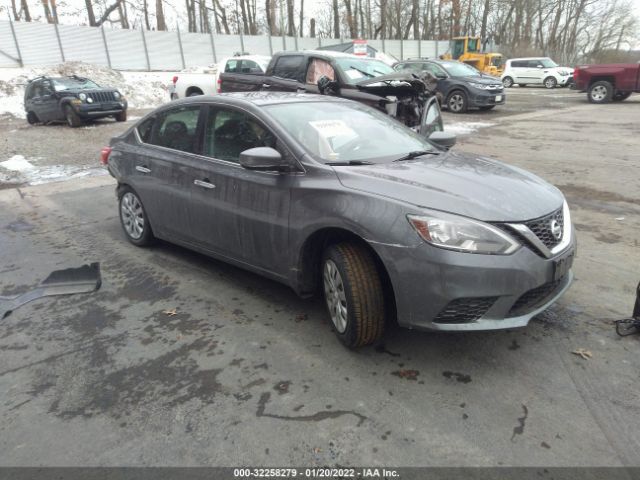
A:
[
  {"xmin": 75, "ymin": 102, "xmax": 127, "ymax": 119},
  {"xmin": 558, "ymin": 76, "xmax": 572, "ymax": 86},
  {"xmin": 469, "ymin": 90, "xmax": 506, "ymax": 107},
  {"xmin": 374, "ymin": 228, "xmax": 576, "ymax": 331}
]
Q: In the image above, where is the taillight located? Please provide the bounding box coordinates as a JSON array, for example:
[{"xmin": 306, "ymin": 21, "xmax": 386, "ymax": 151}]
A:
[
  {"xmin": 217, "ymin": 77, "xmax": 222, "ymax": 94},
  {"xmin": 172, "ymin": 75, "xmax": 178, "ymax": 84},
  {"xmin": 573, "ymin": 67, "xmax": 579, "ymax": 80},
  {"xmin": 100, "ymin": 146, "xmax": 112, "ymax": 165}
]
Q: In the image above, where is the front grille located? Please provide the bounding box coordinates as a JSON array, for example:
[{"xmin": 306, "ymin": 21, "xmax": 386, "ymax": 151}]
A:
[
  {"xmin": 433, "ymin": 297, "xmax": 497, "ymax": 324},
  {"xmin": 88, "ymin": 91, "xmax": 116, "ymax": 103},
  {"xmin": 508, "ymin": 280, "xmax": 562, "ymax": 316},
  {"xmin": 524, "ymin": 208, "xmax": 564, "ymax": 249}
]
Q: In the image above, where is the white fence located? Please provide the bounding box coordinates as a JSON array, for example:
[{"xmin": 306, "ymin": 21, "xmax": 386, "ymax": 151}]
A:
[{"xmin": 0, "ymin": 20, "xmax": 450, "ymax": 70}]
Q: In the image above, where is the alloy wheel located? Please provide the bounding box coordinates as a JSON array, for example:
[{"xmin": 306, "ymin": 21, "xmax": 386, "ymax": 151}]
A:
[
  {"xmin": 448, "ymin": 94, "xmax": 465, "ymax": 112},
  {"xmin": 544, "ymin": 77, "xmax": 557, "ymax": 89},
  {"xmin": 502, "ymin": 77, "xmax": 513, "ymax": 88},
  {"xmin": 120, "ymin": 192, "xmax": 145, "ymax": 240},
  {"xmin": 323, "ymin": 259, "xmax": 348, "ymax": 333}
]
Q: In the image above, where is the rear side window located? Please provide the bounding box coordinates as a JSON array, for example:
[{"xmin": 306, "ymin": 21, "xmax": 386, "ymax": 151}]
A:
[
  {"xmin": 273, "ymin": 55, "xmax": 305, "ymax": 82},
  {"xmin": 511, "ymin": 61, "xmax": 526, "ymax": 68},
  {"xmin": 225, "ymin": 60, "xmax": 239, "ymax": 73},
  {"xmin": 241, "ymin": 60, "xmax": 262, "ymax": 74},
  {"xmin": 149, "ymin": 106, "xmax": 201, "ymax": 153},
  {"xmin": 137, "ymin": 117, "xmax": 155, "ymax": 143}
]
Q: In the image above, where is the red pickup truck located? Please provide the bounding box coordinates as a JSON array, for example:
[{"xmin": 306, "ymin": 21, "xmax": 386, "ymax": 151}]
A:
[{"xmin": 573, "ymin": 63, "xmax": 640, "ymax": 103}]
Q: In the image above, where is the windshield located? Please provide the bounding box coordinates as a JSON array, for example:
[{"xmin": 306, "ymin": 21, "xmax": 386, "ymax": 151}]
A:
[
  {"xmin": 490, "ymin": 56, "xmax": 503, "ymax": 68},
  {"xmin": 334, "ymin": 58, "xmax": 395, "ymax": 83},
  {"xmin": 52, "ymin": 77, "xmax": 100, "ymax": 91},
  {"xmin": 264, "ymin": 101, "xmax": 437, "ymax": 164},
  {"xmin": 439, "ymin": 61, "xmax": 480, "ymax": 77},
  {"xmin": 539, "ymin": 58, "xmax": 558, "ymax": 68}
]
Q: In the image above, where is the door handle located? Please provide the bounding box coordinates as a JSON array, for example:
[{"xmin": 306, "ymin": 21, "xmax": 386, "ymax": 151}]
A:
[
  {"xmin": 194, "ymin": 179, "xmax": 216, "ymax": 189},
  {"xmin": 136, "ymin": 165, "xmax": 151, "ymax": 173}
]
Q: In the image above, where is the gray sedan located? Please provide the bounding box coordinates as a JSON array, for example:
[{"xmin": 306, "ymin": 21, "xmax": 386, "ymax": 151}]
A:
[{"xmin": 103, "ymin": 92, "xmax": 575, "ymax": 348}]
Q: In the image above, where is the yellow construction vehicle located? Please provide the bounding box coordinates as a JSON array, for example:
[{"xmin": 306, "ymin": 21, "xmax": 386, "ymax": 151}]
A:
[{"xmin": 441, "ymin": 36, "xmax": 504, "ymax": 76}]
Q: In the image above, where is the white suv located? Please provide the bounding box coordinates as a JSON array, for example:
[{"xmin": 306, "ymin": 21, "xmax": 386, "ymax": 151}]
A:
[{"xmin": 501, "ymin": 57, "xmax": 574, "ymax": 89}]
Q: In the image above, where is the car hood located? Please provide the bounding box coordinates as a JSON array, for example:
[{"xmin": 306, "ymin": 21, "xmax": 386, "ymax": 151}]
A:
[
  {"xmin": 355, "ymin": 72, "xmax": 429, "ymax": 93},
  {"xmin": 332, "ymin": 151, "xmax": 564, "ymax": 222},
  {"xmin": 457, "ymin": 75, "xmax": 502, "ymax": 85}
]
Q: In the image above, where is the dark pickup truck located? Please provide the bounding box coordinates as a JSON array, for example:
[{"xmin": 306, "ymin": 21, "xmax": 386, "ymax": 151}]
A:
[
  {"xmin": 573, "ymin": 63, "xmax": 640, "ymax": 103},
  {"xmin": 219, "ymin": 50, "xmax": 451, "ymax": 143}
]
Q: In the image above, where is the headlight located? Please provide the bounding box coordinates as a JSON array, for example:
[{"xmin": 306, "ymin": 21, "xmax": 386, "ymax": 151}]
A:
[
  {"xmin": 78, "ymin": 93, "xmax": 87, "ymax": 101},
  {"xmin": 114, "ymin": 91, "xmax": 120, "ymax": 99},
  {"xmin": 407, "ymin": 212, "xmax": 520, "ymax": 255},
  {"xmin": 469, "ymin": 82, "xmax": 486, "ymax": 90}
]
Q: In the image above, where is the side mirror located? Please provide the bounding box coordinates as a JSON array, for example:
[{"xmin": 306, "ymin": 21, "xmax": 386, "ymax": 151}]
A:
[
  {"xmin": 435, "ymin": 72, "xmax": 447, "ymax": 79},
  {"xmin": 317, "ymin": 75, "xmax": 338, "ymax": 94},
  {"xmin": 429, "ymin": 131, "xmax": 457, "ymax": 150},
  {"xmin": 239, "ymin": 147, "xmax": 290, "ymax": 172}
]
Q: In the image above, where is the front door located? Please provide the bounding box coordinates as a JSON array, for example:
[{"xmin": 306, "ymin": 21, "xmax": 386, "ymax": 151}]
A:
[
  {"xmin": 189, "ymin": 105, "xmax": 293, "ymax": 277},
  {"xmin": 264, "ymin": 55, "xmax": 305, "ymax": 92}
]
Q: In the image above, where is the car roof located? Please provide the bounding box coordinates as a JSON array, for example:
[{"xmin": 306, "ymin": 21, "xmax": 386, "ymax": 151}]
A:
[
  {"xmin": 170, "ymin": 91, "xmax": 353, "ymax": 108},
  {"xmin": 508, "ymin": 57, "xmax": 550, "ymax": 61}
]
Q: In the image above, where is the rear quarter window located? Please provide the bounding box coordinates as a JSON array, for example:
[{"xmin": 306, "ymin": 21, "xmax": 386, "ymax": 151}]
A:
[
  {"xmin": 273, "ymin": 55, "xmax": 305, "ymax": 82},
  {"xmin": 137, "ymin": 117, "xmax": 155, "ymax": 143}
]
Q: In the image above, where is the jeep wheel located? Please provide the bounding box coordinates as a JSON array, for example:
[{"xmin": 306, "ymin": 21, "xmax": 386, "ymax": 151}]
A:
[
  {"xmin": 26, "ymin": 111, "xmax": 39, "ymax": 125},
  {"xmin": 322, "ymin": 243, "xmax": 385, "ymax": 348},
  {"xmin": 64, "ymin": 105, "xmax": 83, "ymax": 128},
  {"xmin": 115, "ymin": 111, "xmax": 127, "ymax": 122},
  {"xmin": 118, "ymin": 186, "xmax": 154, "ymax": 246},
  {"xmin": 502, "ymin": 76, "xmax": 514, "ymax": 88},
  {"xmin": 613, "ymin": 92, "xmax": 632, "ymax": 102},
  {"xmin": 588, "ymin": 81, "xmax": 613, "ymax": 104},
  {"xmin": 446, "ymin": 91, "xmax": 468, "ymax": 113},
  {"xmin": 544, "ymin": 76, "xmax": 557, "ymax": 89}
]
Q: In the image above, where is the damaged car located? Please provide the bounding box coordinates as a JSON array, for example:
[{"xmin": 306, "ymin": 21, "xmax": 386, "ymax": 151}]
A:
[
  {"xmin": 218, "ymin": 51, "xmax": 453, "ymax": 145},
  {"xmin": 103, "ymin": 93, "xmax": 576, "ymax": 348}
]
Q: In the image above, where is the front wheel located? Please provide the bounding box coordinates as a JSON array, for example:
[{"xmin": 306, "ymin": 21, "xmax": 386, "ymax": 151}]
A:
[
  {"xmin": 588, "ymin": 81, "xmax": 613, "ymax": 103},
  {"xmin": 322, "ymin": 243, "xmax": 385, "ymax": 348},
  {"xmin": 118, "ymin": 186, "xmax": 154, "ymax": 246},
  {"xmin": 446, "ymin": 90, "xmax": 468, "ymax": 113},
  {"xmin": 544, "ymin": 76, "xmax": 557, "ymax": 89},
  {"xmin": 115, "ymin": 110, "xmax": 127, "ymax": 122},
  {"xmin": 64, "ymin": 105, "xmax": 82, "ymax": 128},
  {"xmin": 502, "ymin": 76, "xmax": 514, "ymax": 88},
  {"xmin": 613, "ymin": 92, "xmax": 632, "ymax": 102},
  {"xmin": 26, "ymin": 111, "xmax": 39, "ymax": 125}
]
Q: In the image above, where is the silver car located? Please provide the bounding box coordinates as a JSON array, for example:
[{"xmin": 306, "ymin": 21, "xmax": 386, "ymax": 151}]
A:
[{"xmin": 104, "ymin": 92, "xmax": 575, "ymax": 348}]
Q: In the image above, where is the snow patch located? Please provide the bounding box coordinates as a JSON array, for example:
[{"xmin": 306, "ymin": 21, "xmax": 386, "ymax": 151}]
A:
[
  {"xmin": 445, "ymin": 121, "xmax": 495, "ymax": 135},
  {"xmin": 0, "ymin": 62, "xmax": 173, "ymax": 118},
  {"xmin": 0, "ymin": 155, "xmax": 107, "ymax": 186}
]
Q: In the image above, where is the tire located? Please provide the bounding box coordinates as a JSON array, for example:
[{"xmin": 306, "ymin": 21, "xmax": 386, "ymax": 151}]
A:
[
  {"xmin": 502, "ymin": 76, "xmax": 514, "ymax": 88},
  {"xmin": 544, "ymin": 76, "xmax": 557, "ymax": 89},
  {"xmin": 118, "ymin": 186, "xmax": 154, "ymax": 246},
  {"xmin": 446, "ymin": 90, "xmax": 468, "ymax": 113},
  {"xmin": 64, "ymin": 105, "xmax": 82, "ymax": 128},
  {"xmin": 588, "ymin": 81, "xmax": 613, "ymax": 104},
  {"xmin": 26, "ymin": 111, "xmax": 39, "ymax": 125},
  {"xmin": 115, "ymin": 110, "xmax": 127, "ymax": 122},
  {"xmin": 613, "ymin": 92, "xmax": 632, "ymax": 102},
  {"xmin": 321, "ymin": 243, "xmax": 385, "ymax": 348},
  {"xmin": 479, "ymin": 105, "xmax": 495, "ymax": 111}
]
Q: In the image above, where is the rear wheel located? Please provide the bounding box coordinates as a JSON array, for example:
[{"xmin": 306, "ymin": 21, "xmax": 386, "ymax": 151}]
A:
[
  {"xmin": 322, "ymin": 243, "xmax": 385, "ymax": 348},
  {"xmin": 502, "ymin": 76, "xmax": 514, "ymax": 88},
  {"xmin": 544, "ymin": 76, "xmax": 557, "ymax": 89},
  {"xmin": 613, "ymin": 92, "xmax": 632, "ymax": 102},
  {"xmin": 115, "ymin": 110, "xmax": 127, "ymax": 122},
  {"xmin": 64, "ymin": 105, "xmax": 82, "ymax": 128},
  {"xmin": 446, "ymin": 90, "xmax": 468, "ymax": 113},
  {"xmin": 588, "ymin": 81, "xmax": 613, "ymax": 103},
  {"xmin": 118, "ymin": 186, "xmax": 154, "ymax": 246},
  {"xmin": 26, "ymin": 111, "xmax": 39, "ymax": 125}
]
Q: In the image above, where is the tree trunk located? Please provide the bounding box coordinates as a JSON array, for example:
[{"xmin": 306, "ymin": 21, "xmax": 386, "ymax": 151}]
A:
[
  {"xmin": 344, "ymin": 0, "xmax": 356, "ymax": 38},
  {"xmin": 480, "ymin": 0, "xmax": 490, "ymax": 40},
  {"xmin": 85, "ymin": 0, "xmax": 96, "ymax": 25},
  {"xmin": 332, "ymin": 0, "xmax": 339, "ymax": 37},
  {"xmin": 286, "ymin": 0, "xmax": 295, "ymax": 36},
  {"xmin": 142, "ymin": 0, "xmax": 150, "ymax": 29},
  {"xmin": 41, "ymin": 0, "xmax": 54, "ymax": 23},
  {"xmin": 156, "ymin": 0, "xmax": 166, "ymax": 30},
  {"xmin": 310, "ymin": 17, "xmax": 315, "ymax": 37},
  {"xmin": 239, "ymin": 0, "xmax": 249, "ymax": 34},
  {"xmin": 299, "ymin": 0, "xmax": 304, "ymax": 36},
  {"xmin": 118, "ymin": 0, "xmax": 129, "ymax": 29}
]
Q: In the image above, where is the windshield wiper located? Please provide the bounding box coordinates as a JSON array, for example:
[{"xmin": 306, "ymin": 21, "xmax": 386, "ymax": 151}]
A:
[
  {"xmin": 393, "ymin": 150, "xmax": 439, "ymax": 162},
  {"xmin": 349, "ymin": 66, "xmax": 374, "ymax": 78},
  {"xmin": 325, "ymin": 160, "xmax": 374, "ymax": 166}
]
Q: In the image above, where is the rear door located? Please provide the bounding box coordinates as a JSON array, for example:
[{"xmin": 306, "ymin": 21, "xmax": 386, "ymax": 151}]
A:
[
  {"xmin": 129, "ymin": 105, "xmax": 204, "ymax": 243},
  {"xmin": 189, "ymin": 105, "xmax": 293, "ymax": 277},
  {"xmin": 38, "ymin": 80, "xmax": 60, "ymax": 121},
  {"xmin": 265, "ymin": 55, "xmax": 305, "ymax": 92}
]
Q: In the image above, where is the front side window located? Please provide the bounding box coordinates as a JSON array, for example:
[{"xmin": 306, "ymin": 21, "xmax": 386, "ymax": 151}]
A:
[
  {"xmin": 149, "ymin": 106, "xmax": 201, "ymax": 153},
  {"xmin": 203, "ymin": 108, "xmax": 277, "ymax": 163},
  {"xmin": 272, "ymin": 55, "xmax": 305, "ymax": 82},
  {"xmin": 539, "ymin": 58, "xmax": 558, "ymax": 68},
  {"xmin": 306, "ymin": 58, "xmax": 336, "ymax": 84},
  {"xmin": 424, "ymin": 63, "xmax": 447, "ymax": 77},
  {"xmin": 265, "ymin": 101, "xmax": 437, "ymax": 164}
]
